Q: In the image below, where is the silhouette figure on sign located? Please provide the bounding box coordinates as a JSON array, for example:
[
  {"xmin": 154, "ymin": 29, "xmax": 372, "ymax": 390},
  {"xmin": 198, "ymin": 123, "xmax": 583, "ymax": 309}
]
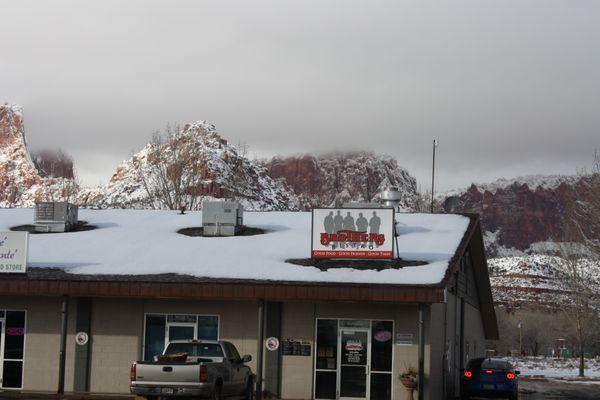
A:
[
  {"xmin": 356, "ymin": 213, "xmax": 368, "ymax": 232},
  {"xmin": 333, "ymin": 210, "xmax": 344, "ymax": 249},
  {"xmin": 369, "ymin": 211, "xmax": 381, "ymax": 234},
  {"xmin": 333, "ymin": 210, "xmax": 344, "ymax": 233},
  {"xmin": 343, "ymin": 212, "xmax": 356, "ymax": 231},
  {"xmin": 369, "ymin": 211, "xmax": 382, "ymax": 248},
  {"xmin": 356, "ymin": 212, "xmax": 369, "ymax": 248},
  {"xmin": 324, "ymin": 211, "xmax": 334, "ymax": 234}
]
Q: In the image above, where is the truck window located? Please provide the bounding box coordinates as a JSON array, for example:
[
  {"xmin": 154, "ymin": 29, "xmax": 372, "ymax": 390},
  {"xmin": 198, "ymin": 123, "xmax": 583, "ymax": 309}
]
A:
[
  {"xmin": 225, "ymin": 343, "xmax": 241, "ymax": 362},
  {"xmin": 165, "ymin": 343, "xmax": 224, "ymax": 358}
]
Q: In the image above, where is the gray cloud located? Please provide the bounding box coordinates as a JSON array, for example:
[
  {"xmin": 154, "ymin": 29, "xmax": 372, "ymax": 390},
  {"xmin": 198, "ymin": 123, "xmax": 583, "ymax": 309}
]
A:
[{"xmin": 1, "ymin": 0, "xmax": 599, "ymax": 190}]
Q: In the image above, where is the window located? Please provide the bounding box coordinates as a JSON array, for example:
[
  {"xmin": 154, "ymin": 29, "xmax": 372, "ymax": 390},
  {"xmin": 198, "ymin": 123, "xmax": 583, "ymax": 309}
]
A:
[
  {"xmin": 1, "ymin": 310, "xmax": 26, "ymax": 389},
  {"xmin": 315, "ymin": 319, "xmax": 338, "ymax": 399},
  {"xmin": 225, "ymin": 342, "xmax": 241, "ymax": 362},
  {"xmin": 143, "ymin": 314, "xmax": 219, "ymax": 361},
  {"xmin": 164, "ymin": 343, "xmax": 224, "ymax": 357},
  {"xmin": 370, "ymin": 320, "xmax": 393, "ymax": 400}
]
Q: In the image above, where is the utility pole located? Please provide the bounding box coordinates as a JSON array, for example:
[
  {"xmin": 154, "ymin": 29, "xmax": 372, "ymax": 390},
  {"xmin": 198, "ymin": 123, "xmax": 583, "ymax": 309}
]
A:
[
  {"xmin": 431, "ymin": 139, "xmax": 438, "ymax": 213},
  {"xmin": 518, "ymin": 320, "xmax": 522, "ymax": 356}
]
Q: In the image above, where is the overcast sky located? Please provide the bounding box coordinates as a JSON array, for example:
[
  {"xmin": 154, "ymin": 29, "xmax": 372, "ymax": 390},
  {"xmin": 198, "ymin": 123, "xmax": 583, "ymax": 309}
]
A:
[{"xmin": 1, "ymin": 0, "xmax": 599, "ymax": 191}]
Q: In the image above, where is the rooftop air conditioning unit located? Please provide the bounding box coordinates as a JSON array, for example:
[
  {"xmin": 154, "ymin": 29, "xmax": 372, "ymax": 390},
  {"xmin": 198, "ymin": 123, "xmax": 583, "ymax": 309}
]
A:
[
  {"xmin": 34, "ymin": 202, "xmax": 78, "ymax": 233},
  {"xmin": 202, "ymin": 200, "xmax": 243, "ymax": 236}
]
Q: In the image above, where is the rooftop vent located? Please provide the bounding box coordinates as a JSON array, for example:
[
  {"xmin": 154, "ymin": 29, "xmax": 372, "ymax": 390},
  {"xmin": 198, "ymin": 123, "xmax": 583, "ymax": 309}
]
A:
[
  {"xmin": 379, "ymin": 186, "xmax": 402, "ymax": 209},
  {"xmin": 202, "ymin": 200, "xmax": 243, "ymax": 236},
  {"xmin": 34, "ymin": 202, "xmax": 78, "ymax": 233}
]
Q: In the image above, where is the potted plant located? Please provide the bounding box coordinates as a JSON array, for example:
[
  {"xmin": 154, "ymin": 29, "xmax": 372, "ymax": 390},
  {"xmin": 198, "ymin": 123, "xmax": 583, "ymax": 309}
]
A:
[{"xmin": 399, "ymin": 365, "xmax": 418, "ymax": 400}]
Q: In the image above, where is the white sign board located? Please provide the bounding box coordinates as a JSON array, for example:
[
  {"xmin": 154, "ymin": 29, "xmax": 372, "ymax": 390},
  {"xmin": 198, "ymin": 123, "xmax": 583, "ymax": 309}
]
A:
[
  {"xmin": 0, "ymin": 231, "xmax": 28, "ymax": 273},
  {"xmin": 311, "ymin": 208, "xmax": 395, "ymax": 259}
]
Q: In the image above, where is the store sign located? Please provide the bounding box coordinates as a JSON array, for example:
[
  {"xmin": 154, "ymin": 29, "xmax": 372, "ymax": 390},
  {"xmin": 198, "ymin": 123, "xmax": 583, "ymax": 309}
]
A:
[
  {"xmin": 395, "ymin": 333, "xmax": 414, "ymax": 346},
  {"xmin": 0, "ymin": 231, "xmax": 28, "ymax": 273},
  {"xmin": 311, "ymin": 208, "xmax": 395, "ymax": 259},
  {"xmin": 374, "ymin": 330, "xmax": 392, "ymax": 342},
  {"xmin": 343, "ymin": 338, "xmax": 366, "ymax": 364},
  {"xmin": 282, "ymin": 339, "xmax": 311, "ymax": 356},
  {"xmin": 6, "ymin": 327, "xmax": 25, "ymax": 335}
]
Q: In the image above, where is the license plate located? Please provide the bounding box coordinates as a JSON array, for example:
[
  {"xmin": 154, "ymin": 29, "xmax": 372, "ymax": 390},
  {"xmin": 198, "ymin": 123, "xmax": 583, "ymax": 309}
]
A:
[
  {"xmin": 483, "ymin": 383, "xmax": 495, "ymax": 390},
  {"xmin": 162, "ymin": 388, "xmax": 175, "ymax": 394}
]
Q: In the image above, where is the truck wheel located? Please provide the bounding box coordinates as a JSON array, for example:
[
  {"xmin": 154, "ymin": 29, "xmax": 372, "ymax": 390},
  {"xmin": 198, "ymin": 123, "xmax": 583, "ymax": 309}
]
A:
[
  {"xmin": 212, "ymin": 381, "xmax": 223, "ymax": 400},
  {"xmin": 244, "ymin": 377, "xmax": 254, "ymax": 400}
]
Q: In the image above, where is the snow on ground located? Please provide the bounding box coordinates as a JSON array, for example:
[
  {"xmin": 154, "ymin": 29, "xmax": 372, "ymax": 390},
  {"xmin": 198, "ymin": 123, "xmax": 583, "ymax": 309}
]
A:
[
  {"xmin": 503, "ymin": 357, "xmax": 600, "ymax": 378},
  {"xmin": 0, "ymin": 208, "xmax": 470, "ymax": 285}
]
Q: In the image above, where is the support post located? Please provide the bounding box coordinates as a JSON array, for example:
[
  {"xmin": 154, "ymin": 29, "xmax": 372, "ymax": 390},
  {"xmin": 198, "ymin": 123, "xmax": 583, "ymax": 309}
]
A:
[
  {"xmin": 74, "ymin": 297, "xmax": 92, "ymax": 392},
  {"xmin": 58, "ymin": 295, "xmax": 69, "ymax": 394},
  {"xmin": 256, "ymin": 299, "xmax": 265, "ymax": 400},
  {"xmin": 418, "ymin": 303, "xmax": 425, "ymax": 400}
]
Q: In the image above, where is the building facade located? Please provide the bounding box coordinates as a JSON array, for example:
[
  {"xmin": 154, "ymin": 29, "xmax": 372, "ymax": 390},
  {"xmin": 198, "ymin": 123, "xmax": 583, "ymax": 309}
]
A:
[{"xmin": 0, "ymin": 210, "xmax": 497, "ymax": 399}]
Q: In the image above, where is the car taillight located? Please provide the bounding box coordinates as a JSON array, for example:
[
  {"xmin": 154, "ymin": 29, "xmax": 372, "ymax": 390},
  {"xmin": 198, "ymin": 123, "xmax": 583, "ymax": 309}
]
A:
[
  {"xmin": 199, "ymin": 365, "xmax": 208, "ymax": 382},
  {"xmin": 130, "ymin": 363, "xmax": 136, "ymax": 381},
  {"xmin": 464, "ymin": 370, "xmax": 473, "ymax": 378},
  {"xmin": 506, "ymin": 372, "xmax": 516, "ymax": 380},
  {"xmin": 485, "ymin": 369, "xmax": 493, "ymax": 374}
]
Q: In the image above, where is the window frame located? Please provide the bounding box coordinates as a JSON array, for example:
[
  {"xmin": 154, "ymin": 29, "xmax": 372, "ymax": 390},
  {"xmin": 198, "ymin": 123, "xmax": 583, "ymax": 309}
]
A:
[{"xmin": 0, "ymin": 309, "xmax": 27, "ymax": 390}]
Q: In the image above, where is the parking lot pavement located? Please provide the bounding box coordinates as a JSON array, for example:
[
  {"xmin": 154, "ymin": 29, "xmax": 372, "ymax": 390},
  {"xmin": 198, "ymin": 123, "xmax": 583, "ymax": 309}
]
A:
[{"xmin": 518, "ymin": 376, "xmax": 600, "ymax": 399}]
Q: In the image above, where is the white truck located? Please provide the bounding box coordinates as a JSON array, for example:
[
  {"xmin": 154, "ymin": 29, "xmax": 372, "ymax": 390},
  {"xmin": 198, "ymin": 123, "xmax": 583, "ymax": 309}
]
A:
[{"xmin": 130, "ymin": 340, "xmax": 254, "ymax": 400}]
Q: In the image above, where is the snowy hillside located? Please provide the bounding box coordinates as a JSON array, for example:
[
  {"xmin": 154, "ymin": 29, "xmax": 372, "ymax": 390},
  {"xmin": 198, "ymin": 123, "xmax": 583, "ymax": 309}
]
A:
[
  {"xmin": 444, "ymin": 174, "xmax": 578, "ymax": 198},
  {"xmin": 264, "ymin": 152, "xmax": 418, "ymax": 210},
  {"xmin": 0, "ymin": 103, "xmax": 78, "ymax": 207},
  {"xmin": 80, "ymin": 122, "xmax": 299, "ymax": 211},
  {"xmin": 489, "ymin": 255, "xmax": 600, "ymax": 309}
]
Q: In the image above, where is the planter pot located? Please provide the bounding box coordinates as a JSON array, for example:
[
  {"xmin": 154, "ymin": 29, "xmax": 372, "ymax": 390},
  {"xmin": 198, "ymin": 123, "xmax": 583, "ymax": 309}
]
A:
[{"xmin": 399, "ymin": 376, "xmax": 418, "ymax": 400}]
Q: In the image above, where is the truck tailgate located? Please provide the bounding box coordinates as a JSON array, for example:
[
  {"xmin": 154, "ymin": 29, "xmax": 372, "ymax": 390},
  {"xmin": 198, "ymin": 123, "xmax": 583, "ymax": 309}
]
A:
[{"xmin": 136, "ymin": 362, "xmax": 200, "ymax": 384}]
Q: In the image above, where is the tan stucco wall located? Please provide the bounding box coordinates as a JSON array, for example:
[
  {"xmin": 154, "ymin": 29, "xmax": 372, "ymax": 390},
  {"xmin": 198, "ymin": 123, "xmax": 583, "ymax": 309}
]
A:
[{"xmin": 0, "ymin": 295, "xmax": 76, "ymax": 393}]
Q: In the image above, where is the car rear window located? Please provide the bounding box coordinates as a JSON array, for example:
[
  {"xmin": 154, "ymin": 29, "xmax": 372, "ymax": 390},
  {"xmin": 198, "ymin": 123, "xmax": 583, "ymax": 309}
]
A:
[
  {"xmin": 164, "ymin": 343, "xmax": 224, "ymax": 358},
  {"xmin": 467, "ymin": 358, "xmax": 512, "ymax": 370}
]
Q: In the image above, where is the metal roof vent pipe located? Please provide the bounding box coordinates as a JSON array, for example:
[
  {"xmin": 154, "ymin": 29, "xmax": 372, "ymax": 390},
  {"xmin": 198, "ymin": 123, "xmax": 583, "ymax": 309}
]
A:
[
  {"xmin": 380, "ymin": 186, "xmax": 402, "ymax": 211},
  {"xmin": 379, "ymin": 186, "xmax": 402, "ymax": 258}
]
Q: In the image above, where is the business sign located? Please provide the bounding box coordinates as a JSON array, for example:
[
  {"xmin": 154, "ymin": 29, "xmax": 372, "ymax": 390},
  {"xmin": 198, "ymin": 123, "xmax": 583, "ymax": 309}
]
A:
[
  {"xmin": 311, "ymin": 208, "xmax": 395, "ymax": 259},
  {"xmin": 0, "ymin": 231, "xmax": 28, "ymax": 273}
]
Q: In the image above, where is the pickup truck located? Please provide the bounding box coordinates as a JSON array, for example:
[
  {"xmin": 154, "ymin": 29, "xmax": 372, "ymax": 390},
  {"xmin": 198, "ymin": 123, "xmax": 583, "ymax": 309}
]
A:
[{"xmin": 130, "ymin": 340, "xmax": 254, "ymax": 399}]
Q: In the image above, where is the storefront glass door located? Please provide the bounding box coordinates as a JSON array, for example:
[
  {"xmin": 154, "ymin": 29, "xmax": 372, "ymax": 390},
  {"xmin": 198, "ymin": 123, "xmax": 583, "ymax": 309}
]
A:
[
  {"xmin": 338, "ymin": 329, "xmax": 370, "ymax": 399},
  {"xmin": 166, "ymin": 323, "xmax": 196, "ymax": 342},
  {"xmin": 315, "ymin": 319, "xmax": 393, "ymax": 400}
]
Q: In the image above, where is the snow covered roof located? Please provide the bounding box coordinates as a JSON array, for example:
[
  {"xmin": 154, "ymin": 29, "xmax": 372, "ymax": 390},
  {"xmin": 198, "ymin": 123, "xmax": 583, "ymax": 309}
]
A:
[{"xmin": 0, "ymin": 208, "xmax": 472, "ymax": 286}]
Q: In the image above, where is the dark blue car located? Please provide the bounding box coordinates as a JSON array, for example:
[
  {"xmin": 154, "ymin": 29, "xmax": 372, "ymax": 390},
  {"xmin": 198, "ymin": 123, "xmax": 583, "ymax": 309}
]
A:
[{"xmin": 461, "ymin": 358, "xmax": 520, "ymax": 400}]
